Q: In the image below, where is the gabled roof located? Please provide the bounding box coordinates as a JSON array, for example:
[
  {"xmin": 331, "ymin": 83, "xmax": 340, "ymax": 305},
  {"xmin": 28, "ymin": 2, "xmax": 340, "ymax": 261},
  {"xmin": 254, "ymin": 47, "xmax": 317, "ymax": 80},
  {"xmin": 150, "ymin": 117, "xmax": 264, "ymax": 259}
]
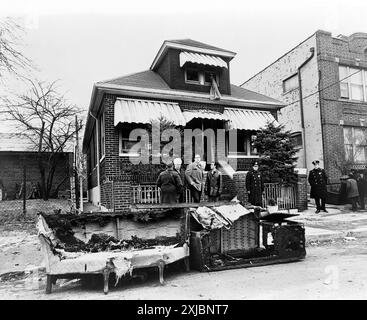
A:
[
  {"xmin": 99, "ymin": 70, "xmax": 281, "ymax": 104},
  {"xmin": 100, "ymin": 70, "xmax": 171, "ymax": 90},
  {"xmin": 150, "ymin": 39, "xmax": 236, "ymax": 70},
  {"xmin": 167, "ymin": 39, "xmax": 235, "ymax": 54}
]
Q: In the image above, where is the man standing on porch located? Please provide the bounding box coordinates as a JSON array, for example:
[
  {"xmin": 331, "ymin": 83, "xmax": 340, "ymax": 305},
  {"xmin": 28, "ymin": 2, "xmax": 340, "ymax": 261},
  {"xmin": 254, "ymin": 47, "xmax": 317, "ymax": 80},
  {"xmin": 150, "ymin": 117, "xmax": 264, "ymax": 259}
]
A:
[
  {"xmin": 205, "ymin": 162, "xmax": 222, "ymax": 202},
  {"xmin": 173, "ymin": 157, "xmax": 185, "ymax": 202},
  {"xmin": 185, "ymin": 154, "xmax": 204, "ymax": 203},
  {"xmin": 156, "ymin": 162, "xmax": 183, "ymax": 204}
]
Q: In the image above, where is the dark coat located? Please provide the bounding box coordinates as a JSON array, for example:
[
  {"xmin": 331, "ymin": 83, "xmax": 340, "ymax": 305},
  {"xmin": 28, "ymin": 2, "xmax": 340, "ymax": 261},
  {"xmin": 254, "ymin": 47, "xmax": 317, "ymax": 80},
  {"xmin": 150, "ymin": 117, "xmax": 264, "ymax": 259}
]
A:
[
  {"xmin": 357, "ymin": 177, "xmax": 367, "ymax": 196},
  {"xmin": 346, "ymin": 178, "xmax": 359, "ymax": 198},
  {"xmin": 185, "ymin": 162, "xmax": 204, "ymax": 191},
  {"xmin": 156, "ymin": 168, "xmax": 183, "ymax": 204},
  {"xmin": 308, "ymin": 168, "xmax": 328, "ymax": 199},
  {"xmin": 245, "ymin": 169, "xmax": 264, "ymax": 206},
  {"xmin": 205, "ymin": 169, "xmax": 222, "ymax": 197}
]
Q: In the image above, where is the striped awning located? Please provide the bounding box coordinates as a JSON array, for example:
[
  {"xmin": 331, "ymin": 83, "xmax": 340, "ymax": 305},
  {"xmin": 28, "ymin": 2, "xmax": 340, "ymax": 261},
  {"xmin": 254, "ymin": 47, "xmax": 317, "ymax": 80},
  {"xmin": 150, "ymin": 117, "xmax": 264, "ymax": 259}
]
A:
[
  {"xmin": 179, "ymin": 51, "xmax": 227, "ymax": 69},
  {"xmin": 183, "ymin": 110, "xmax": 229, "ymax": 123},
  {"xmin": 224, "ymin": 108, "xmax": 278, "ymax": 130},
  {"xmin": 114, "ymin": 98, "xmax": 186, "ymax": 126}
]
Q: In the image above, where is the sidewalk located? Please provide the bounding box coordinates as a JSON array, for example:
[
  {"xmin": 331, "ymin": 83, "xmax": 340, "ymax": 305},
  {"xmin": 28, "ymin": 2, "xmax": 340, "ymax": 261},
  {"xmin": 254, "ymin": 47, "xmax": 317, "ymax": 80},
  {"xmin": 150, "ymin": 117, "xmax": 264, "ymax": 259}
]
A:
[{"xmin": 291, "ymin": 202, "xmax": 367, "ymax": 244}]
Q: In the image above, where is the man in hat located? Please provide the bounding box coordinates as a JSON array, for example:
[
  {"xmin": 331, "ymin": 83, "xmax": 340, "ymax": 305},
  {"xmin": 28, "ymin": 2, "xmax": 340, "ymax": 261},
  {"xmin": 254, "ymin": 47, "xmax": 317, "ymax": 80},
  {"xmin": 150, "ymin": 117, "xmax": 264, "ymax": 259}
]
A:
[
  {"xmin": 185, "ymin": 154, "xmax": 204, "ymax": 203},
  {"xmin": 156, "ymin": 162, "xmax": 183, "ymax": 204},
  {"xmin": 245, "ymin": 161, "xmax": 264, "ymax": 206},
  {"xmin": 308, "ymin": 160, "xmax": 328, "ymax": 213}
]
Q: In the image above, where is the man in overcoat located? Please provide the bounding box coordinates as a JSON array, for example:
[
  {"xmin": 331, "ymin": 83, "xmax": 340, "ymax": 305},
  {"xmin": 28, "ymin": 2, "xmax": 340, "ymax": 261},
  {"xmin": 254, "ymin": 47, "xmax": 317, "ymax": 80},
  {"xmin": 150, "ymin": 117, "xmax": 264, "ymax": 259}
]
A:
[
  {"xmin": 156, "ymin": 162, "xmax": 183, "ymax": 204},
  {"xmin": 245, "ymin": 161, "xmax": 264, "ymax": 206},
  {"xmin": 185, "ymin": 154, "xmax": 204, "ymax": 203},
  {"xmin": 205, "ymin": 162, "xmax": 222, "ymax": 202},
  {"xmin": 173, "ymin": 158, "xmax": 185, "ymax": 202},
  {"xmin": 308, "ymin": 160, "xmax": 328, "ymax": 213},
  {"xmin": 356, "ymin": 172, "xmax": 367, "ymax": 210}
]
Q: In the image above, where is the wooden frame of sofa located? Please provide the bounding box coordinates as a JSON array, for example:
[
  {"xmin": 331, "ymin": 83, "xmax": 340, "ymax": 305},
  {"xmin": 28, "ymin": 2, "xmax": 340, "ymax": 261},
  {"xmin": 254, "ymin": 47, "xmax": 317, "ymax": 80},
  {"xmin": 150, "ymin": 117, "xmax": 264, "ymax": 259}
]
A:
[{"xmin": 37, "ymin": 214, "xmax": 190, "ymax": 294}]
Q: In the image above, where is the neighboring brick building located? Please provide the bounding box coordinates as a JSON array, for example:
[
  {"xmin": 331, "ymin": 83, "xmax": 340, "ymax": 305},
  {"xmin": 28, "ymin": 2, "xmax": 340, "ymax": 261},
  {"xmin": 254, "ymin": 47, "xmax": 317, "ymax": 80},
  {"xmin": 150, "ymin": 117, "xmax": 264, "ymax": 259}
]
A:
[
  {"xmin": 0, "ymin": 133, "xmax": 73, "ymax": 200},
  {"xmin": 82, "ymin": 39, "xmax": 284, "ymax": 211},
  {"xmin": 242, "ymin": 30, "xmax": 367, "ymax": 186}
]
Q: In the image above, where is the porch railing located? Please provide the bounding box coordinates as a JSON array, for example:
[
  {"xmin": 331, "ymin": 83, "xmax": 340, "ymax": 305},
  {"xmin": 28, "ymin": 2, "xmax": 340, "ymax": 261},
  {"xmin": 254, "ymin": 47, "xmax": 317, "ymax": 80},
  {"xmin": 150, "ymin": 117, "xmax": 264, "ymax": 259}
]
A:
[
  {"xmin": 262, "ymin": 183, "xmax": 297, "ymax": 209},
  {"xmin": 132, "ymin": 185, "xmax": 192, "ymax": 204}
]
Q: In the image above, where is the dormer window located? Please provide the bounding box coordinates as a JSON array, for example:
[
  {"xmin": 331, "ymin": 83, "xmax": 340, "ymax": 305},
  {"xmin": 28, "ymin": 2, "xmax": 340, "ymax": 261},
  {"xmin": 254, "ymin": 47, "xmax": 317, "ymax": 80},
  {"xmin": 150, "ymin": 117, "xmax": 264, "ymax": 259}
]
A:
[
  {"xmin": 185, "ymin": 68, "xmax": 219, "ymax": 86},
  {"xmin": 186, "ymin": 69, "xmax": 200, "ymax": 83}
]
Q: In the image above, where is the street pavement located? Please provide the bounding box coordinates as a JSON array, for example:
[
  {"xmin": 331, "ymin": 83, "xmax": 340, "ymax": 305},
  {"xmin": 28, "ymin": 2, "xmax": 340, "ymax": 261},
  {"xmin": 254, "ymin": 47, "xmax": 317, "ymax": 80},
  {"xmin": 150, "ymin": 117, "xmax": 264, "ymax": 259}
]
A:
[
  {"xmin": 1, "ymin": 199, "xmax": 367, "ymax": 297},
  {"xmin": 292, "ymin": 201, "xmax": 367, "ymax": 244}
]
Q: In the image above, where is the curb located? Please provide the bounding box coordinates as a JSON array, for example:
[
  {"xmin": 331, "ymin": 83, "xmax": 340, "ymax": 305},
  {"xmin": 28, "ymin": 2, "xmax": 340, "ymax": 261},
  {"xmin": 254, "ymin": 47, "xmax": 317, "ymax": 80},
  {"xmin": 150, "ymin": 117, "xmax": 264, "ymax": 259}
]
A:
[{"xmin": 306, "ymin": 227, "xmax": 367, "ymax": 244}]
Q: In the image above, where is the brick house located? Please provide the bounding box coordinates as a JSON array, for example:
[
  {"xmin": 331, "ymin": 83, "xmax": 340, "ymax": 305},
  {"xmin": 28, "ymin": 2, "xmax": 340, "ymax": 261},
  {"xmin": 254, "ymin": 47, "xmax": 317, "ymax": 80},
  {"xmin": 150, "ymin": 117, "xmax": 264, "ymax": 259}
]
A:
[
  {"xmin": 82, "ymin": 39, "xmax": 285, "ymax": 211},
  {"xmin": 0, "ymin": 132, "xmax": 73, "ymax": 200},
  {"xmin": 242, "ymin": 30, "xmax": 367, "ymax": 187}
]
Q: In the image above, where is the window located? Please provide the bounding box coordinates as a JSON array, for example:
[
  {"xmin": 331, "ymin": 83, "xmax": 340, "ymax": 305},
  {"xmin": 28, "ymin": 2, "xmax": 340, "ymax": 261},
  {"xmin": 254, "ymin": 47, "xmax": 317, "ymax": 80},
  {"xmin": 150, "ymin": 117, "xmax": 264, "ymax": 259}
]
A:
[
  {"xmin": 350, "ymin": 68, "xmax": 363, "ymax": 101},
  {"xmin": 339, "ymin": 65, "xmax": 366, "ymax": 101},
  {"xmin": 185, "ymin": 69, "xmax": 219, "ymax": 86},
  {"xmin": 99, "ymin": 112, "xmax": 105, "ymax": 159},
  {"xmin": 119, "ymin": 126, "xmax": 139, "ymax": 155},
  {"xmin": 185, "ymin": 69, "xmax": 199, "ymax": 83},
  {"xmin": 339, "ymin": 66, "xmax": 349, "ymax": 98},
  {"xmin": 283, "ymin": 74, "xmax": 298, "ymax": 93},
  {"xmin": 250, "ymin": 134, "xmax": 258, "ymax": 155},
  {"xmin": 228, "ymin": 130, "xmax": 258, "ymax": 157},
  {"xmin": 290, "ymin": 132, "xmax": 303, "ymax": 148},
  {"xmin": 343, "ymin": 127, "xmax": 367, "ymax": 163}
]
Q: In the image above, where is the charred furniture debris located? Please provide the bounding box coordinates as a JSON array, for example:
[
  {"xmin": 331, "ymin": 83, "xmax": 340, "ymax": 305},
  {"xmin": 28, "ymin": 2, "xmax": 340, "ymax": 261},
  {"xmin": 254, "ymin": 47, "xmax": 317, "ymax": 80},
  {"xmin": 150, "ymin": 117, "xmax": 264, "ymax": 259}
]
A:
[
  {"xmin": 37, "ymin": 201, "xmax": 306, "ymax": 294},
  {"xmin": 189, "ymin": 204, "xmax": 306, "ymax": 271},
  {"xmin": 37, "ymin": 207, "xmax": 190, "ymax": 294}
]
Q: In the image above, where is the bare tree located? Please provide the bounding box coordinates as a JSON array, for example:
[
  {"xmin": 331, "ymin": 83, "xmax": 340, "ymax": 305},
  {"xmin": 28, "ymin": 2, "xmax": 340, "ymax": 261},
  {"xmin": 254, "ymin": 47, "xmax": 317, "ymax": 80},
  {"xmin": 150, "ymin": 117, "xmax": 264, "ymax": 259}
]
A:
[
  {"xmin": 1, "ymin": 78, "xmax": 83, "ymax": 200},
  {"xmin": 0, "ymin": 17, "xmax": 32, "ymax": 78}
]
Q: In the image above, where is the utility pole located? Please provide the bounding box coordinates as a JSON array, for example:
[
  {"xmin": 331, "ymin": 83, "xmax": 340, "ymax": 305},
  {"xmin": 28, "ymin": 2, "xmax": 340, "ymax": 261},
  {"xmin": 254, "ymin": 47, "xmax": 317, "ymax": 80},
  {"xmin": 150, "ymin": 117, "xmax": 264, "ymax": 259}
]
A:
[
  {"xmin": 75, "ymin": 115, "xmax": 83, "ymax": 213},
  {"xmin": 22, "ymin": 164, "xmax": 26, "ymax": 215}
]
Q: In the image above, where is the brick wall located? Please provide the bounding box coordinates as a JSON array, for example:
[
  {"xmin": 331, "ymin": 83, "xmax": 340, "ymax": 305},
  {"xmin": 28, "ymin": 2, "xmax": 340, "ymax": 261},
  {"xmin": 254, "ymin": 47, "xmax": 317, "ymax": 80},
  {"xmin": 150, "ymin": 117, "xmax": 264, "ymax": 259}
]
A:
[
  {"xmin": 91, "ymin": 93, "xmax": 308, "ymax": 211},
  {"xmin": 316, "ymin": 31, "xmax": 367, "ymax": 183},
  {"xmin": 242, "ymin": 32, "xmax": 321, "ymax": 171},
  {"xmin": 0, "ymin": 152, "xmax": 71, "ymax": 199},
  {"xmin": 296, "ymin": 173, "xmax": 308, "ymax": 211}
]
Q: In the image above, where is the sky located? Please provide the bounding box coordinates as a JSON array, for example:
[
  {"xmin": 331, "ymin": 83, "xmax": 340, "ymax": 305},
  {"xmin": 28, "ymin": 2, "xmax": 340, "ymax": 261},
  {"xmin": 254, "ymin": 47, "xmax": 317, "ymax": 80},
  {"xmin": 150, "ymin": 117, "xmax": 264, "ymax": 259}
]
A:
[{"xmin": 1, "ymin": 0, "xmax": 367, "ymax": 128}]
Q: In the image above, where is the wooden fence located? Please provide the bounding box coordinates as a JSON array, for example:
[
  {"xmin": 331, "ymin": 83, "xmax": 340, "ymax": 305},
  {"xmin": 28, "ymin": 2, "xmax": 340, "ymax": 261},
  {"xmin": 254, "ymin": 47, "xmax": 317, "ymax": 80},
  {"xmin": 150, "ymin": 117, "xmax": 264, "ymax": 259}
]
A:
[
  {"xmin": 262, "ymin": 183, "xmax": 297, "ymax": 209},
  {"xmin": 132, "ymin": 183, "xmax": 297, "ymax": 209},
  {"xmin": 132, "ymin": 185, "xmax": 192, "ymax": 204}
]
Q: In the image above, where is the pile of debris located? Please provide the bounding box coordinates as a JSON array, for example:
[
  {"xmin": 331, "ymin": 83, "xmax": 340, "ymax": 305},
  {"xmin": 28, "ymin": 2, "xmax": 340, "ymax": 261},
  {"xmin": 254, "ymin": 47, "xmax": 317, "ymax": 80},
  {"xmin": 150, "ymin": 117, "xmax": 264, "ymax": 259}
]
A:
[{"xmin": 40, "ymin": 212, "xmax": 182, "ymax": 254}]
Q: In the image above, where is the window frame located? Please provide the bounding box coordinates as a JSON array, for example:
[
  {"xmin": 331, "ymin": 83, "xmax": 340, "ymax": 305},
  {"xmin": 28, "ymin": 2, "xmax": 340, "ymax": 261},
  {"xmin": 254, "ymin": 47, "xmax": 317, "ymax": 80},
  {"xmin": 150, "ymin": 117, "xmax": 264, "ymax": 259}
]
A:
[
  {"xmin": 184, "ymin": 68, "xmax": 219, "ymax": 86},
  {"xmin": 282, "ymin": 73, "xmax": 299, "ymax": 93},
  {"xmin": 119, "ymin": 126, "xmax": 145, "ymax": 157},
  {"xmin": 227, "ymin": 130, "xmax": 259, "ymax": 158},
  {"xmin": 290, "ymin": 131, "xmax": 303, "ymax": 149},
  {"xmin": 184, "ymin": 68, "xmax": 200, "ymax": 84},
  {"xmin": 343, "ymin": 126, "xmax": 367, "ymax": 163},
  {"xmin": 339, "ymin": 65, "xmax": 367, "ymax": 102}
]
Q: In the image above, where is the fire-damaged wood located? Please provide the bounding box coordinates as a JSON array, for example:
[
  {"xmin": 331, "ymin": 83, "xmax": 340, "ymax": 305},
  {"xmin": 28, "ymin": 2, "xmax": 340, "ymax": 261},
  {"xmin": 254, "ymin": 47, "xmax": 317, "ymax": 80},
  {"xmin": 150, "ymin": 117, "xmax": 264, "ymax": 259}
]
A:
[
  {"xmin": 189, "ymin": 210, "xmax": 306, "ymax": 272},
  {"xmin": 37, "ymin": 208, "xmax": 191, "ymax": 294}
]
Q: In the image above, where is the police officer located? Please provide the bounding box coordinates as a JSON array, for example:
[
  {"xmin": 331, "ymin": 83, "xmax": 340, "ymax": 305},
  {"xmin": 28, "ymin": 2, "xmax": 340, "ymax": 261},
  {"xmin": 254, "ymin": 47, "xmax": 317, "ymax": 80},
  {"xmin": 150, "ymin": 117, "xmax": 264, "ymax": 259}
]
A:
[
  {"xmin": 245, "ymin": 161, "xmax": 264, "ymax": 206},
  {"xmin": 308, "ymin": 160, "xmax": 328, "ymax": 213}
]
